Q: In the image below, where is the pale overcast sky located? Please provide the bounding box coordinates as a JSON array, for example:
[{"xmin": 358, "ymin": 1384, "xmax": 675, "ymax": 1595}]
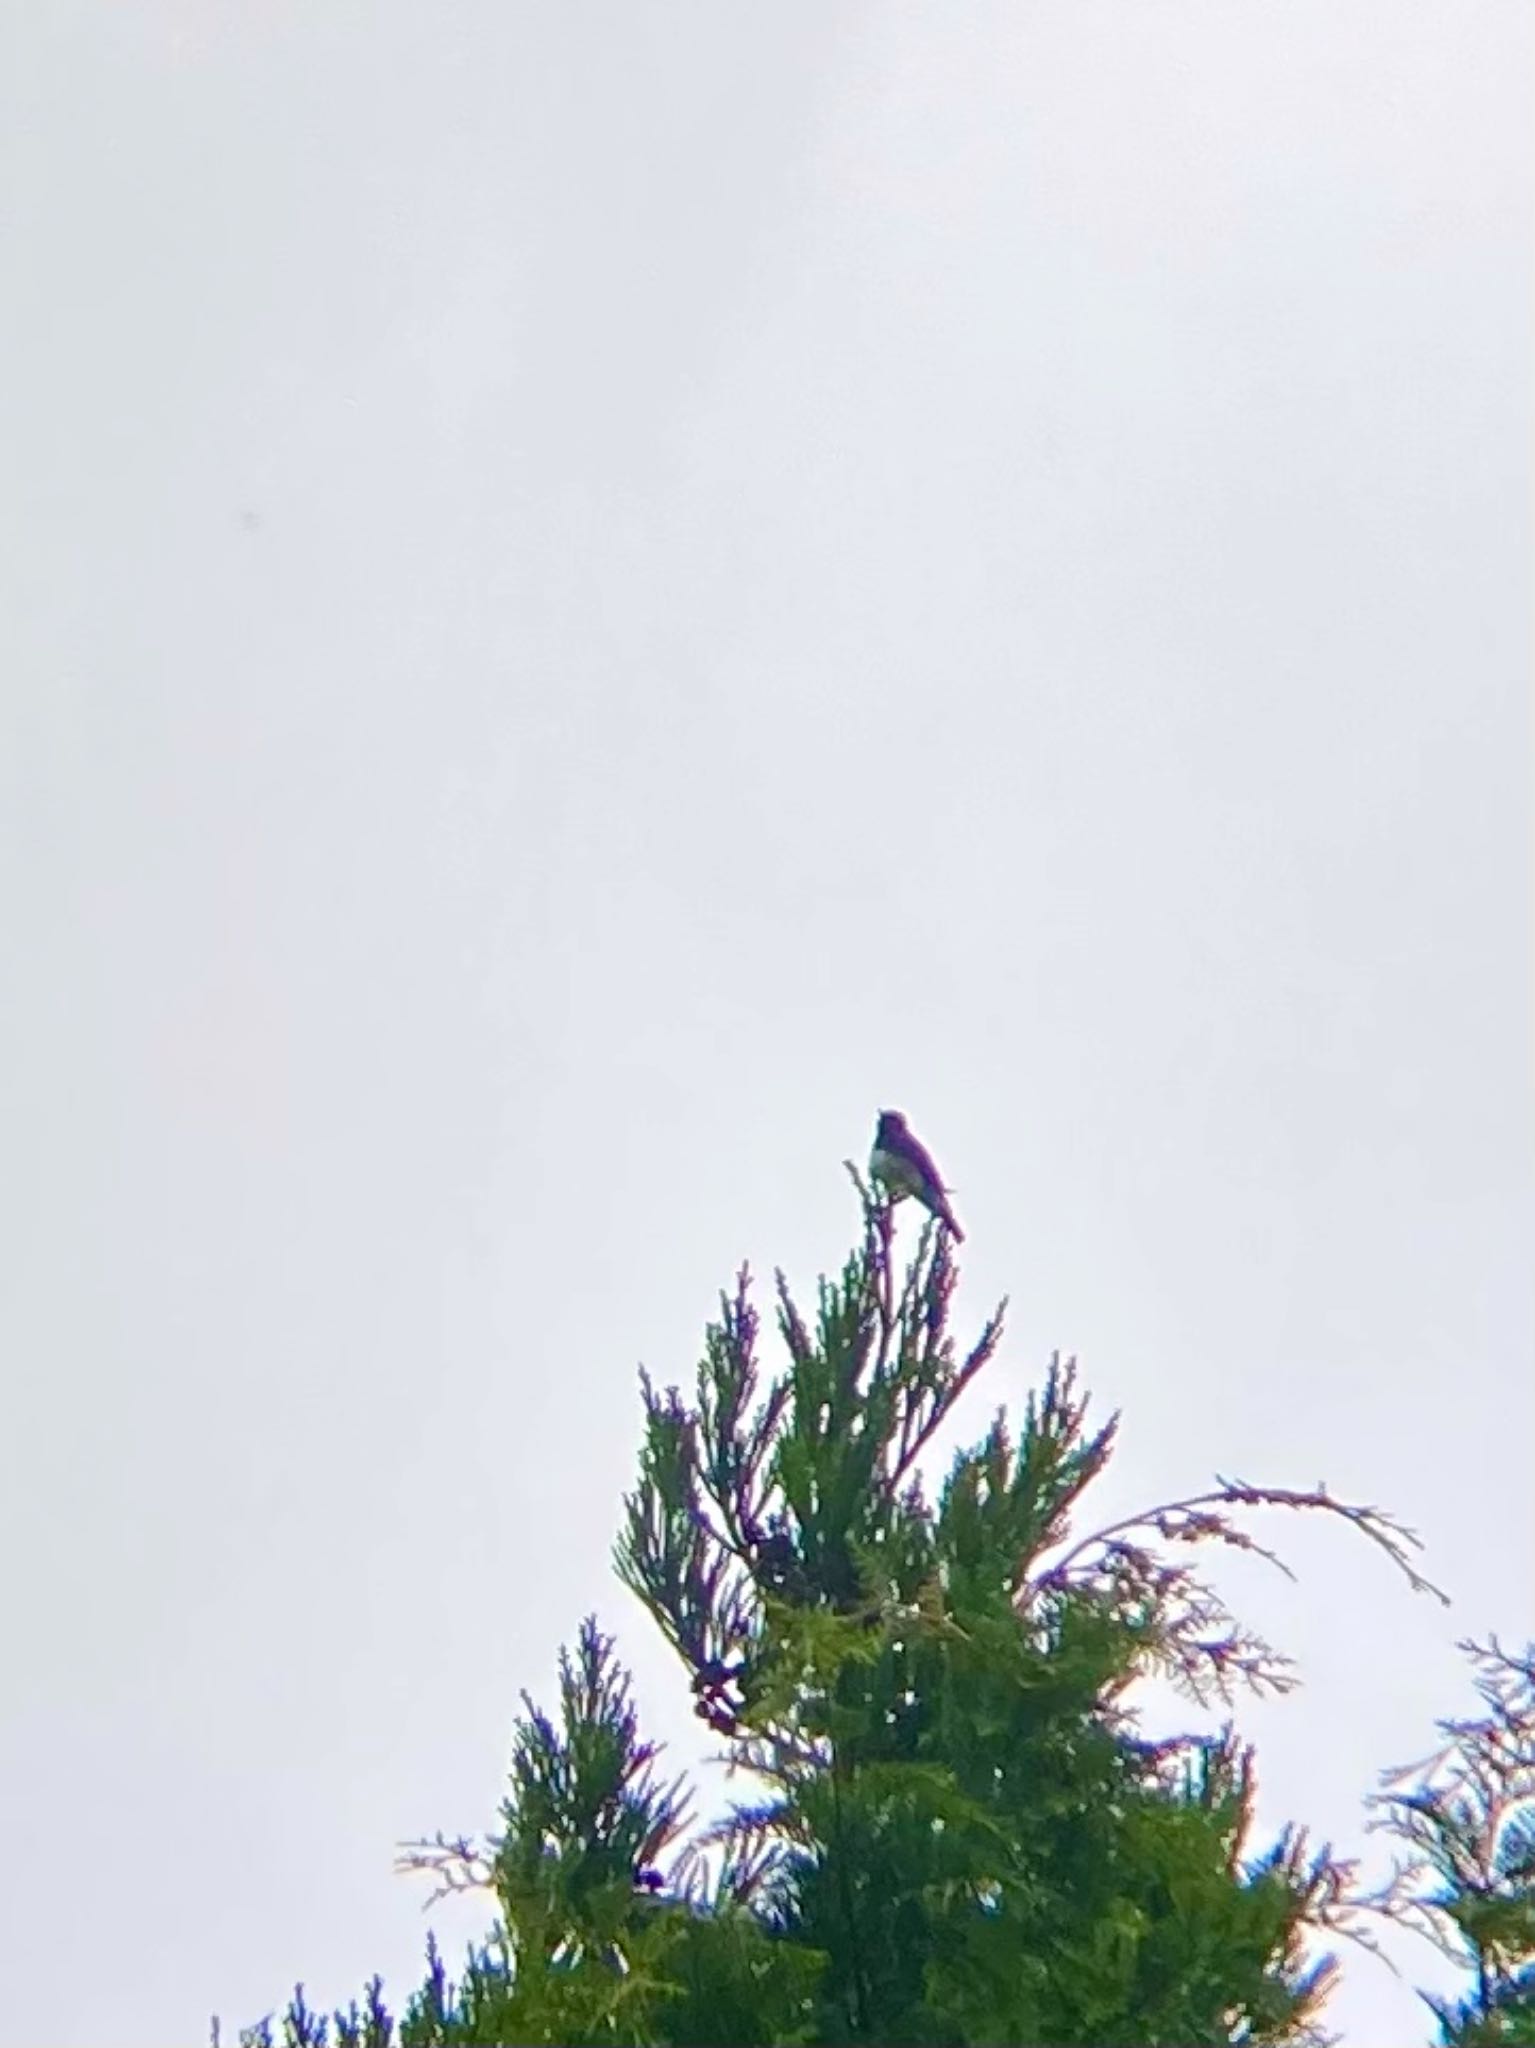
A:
[{"xmin": 2, "ymin": 6, "xmax": 1531, "ymax": 2044}]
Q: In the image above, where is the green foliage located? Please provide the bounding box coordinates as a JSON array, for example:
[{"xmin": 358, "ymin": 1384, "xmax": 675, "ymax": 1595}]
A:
[
  {"xmin": 236, "ymin": 1619, "xmax": 820, "ymax": 2047},
  {"xmin": 1369, "ymin": 1639, "xmax": 1535, "ymax": 2045},
  {"xmin": 232, "ymin": 1178, "xmax": 1481, "ymax": 2046}
]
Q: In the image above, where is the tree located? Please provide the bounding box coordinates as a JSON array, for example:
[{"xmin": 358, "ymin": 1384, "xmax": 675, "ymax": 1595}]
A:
[
  {"xmin": 232, "ymin": 1181, "xmax": 1461, "ymax": 2047},
  {"xmin": 1368, "ymin": 1638, "xmax": 1535, "ymax": 2045}
]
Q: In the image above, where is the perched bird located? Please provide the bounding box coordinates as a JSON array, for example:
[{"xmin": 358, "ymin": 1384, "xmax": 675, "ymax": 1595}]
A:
[{"xmin": 869, "ymin": 1109, "xmax": 965, "ymax": 1241}]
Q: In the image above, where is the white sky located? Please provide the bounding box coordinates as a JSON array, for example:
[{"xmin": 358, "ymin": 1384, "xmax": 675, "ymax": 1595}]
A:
[{"xmin": 2, "ymin": 6, "xmax": 1531, "ymax": 2044}]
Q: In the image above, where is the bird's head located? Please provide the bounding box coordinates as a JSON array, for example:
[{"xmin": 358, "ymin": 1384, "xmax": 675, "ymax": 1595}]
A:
[{"xmin": 876, "ymin": 1109, "xmax": 907, "ymax": 1143}]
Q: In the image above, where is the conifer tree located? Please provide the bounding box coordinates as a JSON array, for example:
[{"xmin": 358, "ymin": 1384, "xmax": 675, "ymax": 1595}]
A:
[
  {"xmin": 1369, "ymin": 1639, "xmax": 1535, "ymax": 2045},
  {"xmin": 233, "ymin": 1178, "xmax": 1497, "ymax": 2047}
]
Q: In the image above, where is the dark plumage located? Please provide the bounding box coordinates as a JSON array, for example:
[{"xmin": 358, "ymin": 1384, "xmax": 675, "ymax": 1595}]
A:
[{"xmin": 869, "ymin": 1109, "xmax": 964, "ymax": 1241}]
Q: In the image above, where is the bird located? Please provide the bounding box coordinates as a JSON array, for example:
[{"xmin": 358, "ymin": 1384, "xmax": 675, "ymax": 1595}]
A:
[{"xmin": 869, "ymin": 1110, "xmax": 964, "ymax": 1240}]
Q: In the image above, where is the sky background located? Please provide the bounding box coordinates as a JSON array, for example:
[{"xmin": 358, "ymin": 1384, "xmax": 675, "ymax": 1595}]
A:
[{"xmin": 2, "ymin": 5, "xmax": 1531, "ymax": 2043}]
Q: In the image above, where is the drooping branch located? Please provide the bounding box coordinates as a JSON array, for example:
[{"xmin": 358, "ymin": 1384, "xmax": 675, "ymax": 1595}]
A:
[
  {"xmin": 1008, "ymin": 1365, "xmax": 1448, "ymax": 1705},
  {"xmin": 1030, "ymin": 1475, "xmax": 1446, "ymax": 1610}
]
